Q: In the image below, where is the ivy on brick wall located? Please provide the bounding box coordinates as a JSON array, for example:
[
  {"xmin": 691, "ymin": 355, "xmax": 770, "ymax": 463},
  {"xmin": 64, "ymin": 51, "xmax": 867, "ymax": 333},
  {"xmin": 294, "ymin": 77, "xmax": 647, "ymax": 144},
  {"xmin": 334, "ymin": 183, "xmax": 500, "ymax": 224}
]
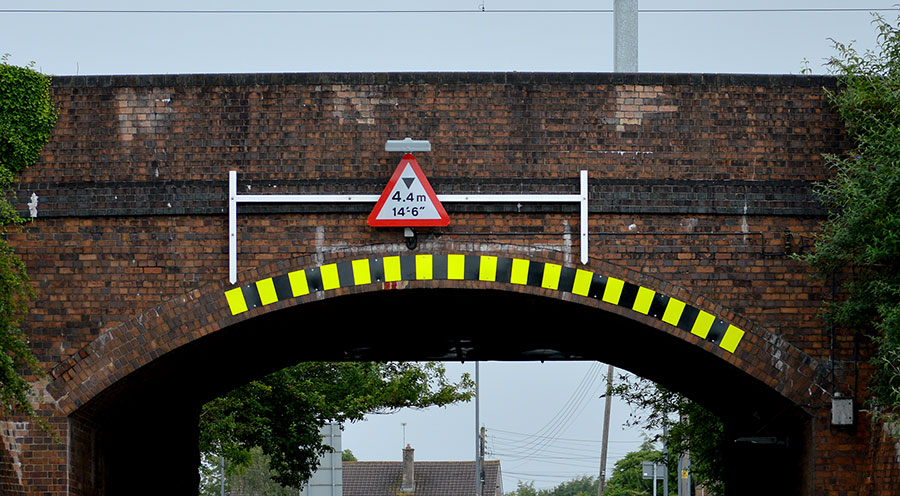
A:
[
  {"xmin": 0, "ymin": 55, "xmax": 55, "ymax": 184},
  {"xmin": 801, "ymin": 15, "xmax": 900, "ymax": 420},
  {"xmin": 0, "ymin": 55, "xmax": 55, "ymax": 417}
]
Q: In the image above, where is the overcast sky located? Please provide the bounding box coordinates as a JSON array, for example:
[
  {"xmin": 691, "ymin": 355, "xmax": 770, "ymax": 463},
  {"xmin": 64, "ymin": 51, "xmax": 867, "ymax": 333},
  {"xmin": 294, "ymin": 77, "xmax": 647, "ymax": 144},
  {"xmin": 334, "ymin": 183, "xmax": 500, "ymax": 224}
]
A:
[
  {"xmin": 3, "ymin": 0, "xmax": 898, "ymax": 491},
  {"xmin": 1, "ymin": 0, "xmax": 895, "ymax": 75}
]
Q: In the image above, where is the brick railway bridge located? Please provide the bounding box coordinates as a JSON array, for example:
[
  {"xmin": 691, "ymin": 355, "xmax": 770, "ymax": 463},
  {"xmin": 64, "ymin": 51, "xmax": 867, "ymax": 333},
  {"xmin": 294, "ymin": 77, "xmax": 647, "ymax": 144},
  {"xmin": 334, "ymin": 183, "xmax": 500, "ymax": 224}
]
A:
[{"xmin": 1, "ymin": 72, "xmax": 898, "ymax": 494}]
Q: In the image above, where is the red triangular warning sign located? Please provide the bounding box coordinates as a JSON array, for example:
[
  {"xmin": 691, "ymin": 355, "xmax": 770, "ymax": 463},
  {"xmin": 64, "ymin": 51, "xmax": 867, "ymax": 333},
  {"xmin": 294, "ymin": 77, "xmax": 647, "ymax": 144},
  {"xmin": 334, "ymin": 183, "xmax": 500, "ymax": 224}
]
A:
[{"xmin": 368, "ymin": 154, "xmax": 450, "ymax": 227}]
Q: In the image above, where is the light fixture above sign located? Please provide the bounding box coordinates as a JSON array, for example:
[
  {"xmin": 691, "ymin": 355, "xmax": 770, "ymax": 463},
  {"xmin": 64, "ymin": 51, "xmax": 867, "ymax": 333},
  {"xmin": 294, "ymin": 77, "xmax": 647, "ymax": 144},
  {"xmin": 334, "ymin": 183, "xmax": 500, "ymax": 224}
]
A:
[{"xmin": 385, "ymin": 138, "xmax": 432, "ymax": 153}]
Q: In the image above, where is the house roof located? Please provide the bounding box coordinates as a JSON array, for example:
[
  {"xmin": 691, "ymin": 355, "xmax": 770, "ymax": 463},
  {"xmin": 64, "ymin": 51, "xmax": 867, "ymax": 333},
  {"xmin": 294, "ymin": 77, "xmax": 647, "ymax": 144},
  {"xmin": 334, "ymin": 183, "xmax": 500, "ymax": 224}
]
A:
[{"xmin": 342, "ymin": 460, "xmax": 502, "ymax": 496}]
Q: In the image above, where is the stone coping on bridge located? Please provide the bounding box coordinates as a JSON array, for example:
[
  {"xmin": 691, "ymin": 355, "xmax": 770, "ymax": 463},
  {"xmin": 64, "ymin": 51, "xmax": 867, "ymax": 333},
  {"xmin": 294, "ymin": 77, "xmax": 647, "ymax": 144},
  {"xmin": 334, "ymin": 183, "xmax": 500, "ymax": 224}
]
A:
[{"xmin": 49, "ymin": 71, "xmax": 839, "ymax": 89}]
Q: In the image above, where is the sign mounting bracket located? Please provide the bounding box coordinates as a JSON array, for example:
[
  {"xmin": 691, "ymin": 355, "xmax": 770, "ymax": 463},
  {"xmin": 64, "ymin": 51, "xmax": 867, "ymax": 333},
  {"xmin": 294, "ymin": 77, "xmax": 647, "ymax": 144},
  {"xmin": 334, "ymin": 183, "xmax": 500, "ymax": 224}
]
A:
[{"xmin": 228, "ymin": 170, "xmax": 589, "ymax": 284}]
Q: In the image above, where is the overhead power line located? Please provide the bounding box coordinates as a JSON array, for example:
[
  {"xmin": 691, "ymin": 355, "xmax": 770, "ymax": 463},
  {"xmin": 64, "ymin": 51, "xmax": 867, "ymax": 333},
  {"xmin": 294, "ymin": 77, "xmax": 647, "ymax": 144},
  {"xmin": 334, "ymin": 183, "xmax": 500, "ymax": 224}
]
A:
[
  {"xmin": 486, "ymin": 363, "xmax": 603, "ymax": 459},
  {"xmin": 489, "ymin": 427, "xmax": 643, "ymax": 445},
  {"xmin": 0, "ymin": 7, "xmax": 897, "ymax": 14},
  {"xmin": 643, "ymin": 8, "xmax": 897, "ymax": 13}
]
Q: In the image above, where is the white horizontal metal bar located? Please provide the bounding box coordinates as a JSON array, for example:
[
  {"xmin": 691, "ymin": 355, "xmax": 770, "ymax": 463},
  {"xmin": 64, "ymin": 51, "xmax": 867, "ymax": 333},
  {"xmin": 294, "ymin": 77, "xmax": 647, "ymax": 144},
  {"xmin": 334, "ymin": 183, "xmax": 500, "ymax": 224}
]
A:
[
  {"xmin": 439, "ymin": 194, "xmax": 582, "ymax": 203},
  {"xmin": 236, "ymin": 194, "xmax": 379, "ymax": 203},
  {"xmin": 236, "ymin": 193, "xmax": 582, "ymax": 203}
]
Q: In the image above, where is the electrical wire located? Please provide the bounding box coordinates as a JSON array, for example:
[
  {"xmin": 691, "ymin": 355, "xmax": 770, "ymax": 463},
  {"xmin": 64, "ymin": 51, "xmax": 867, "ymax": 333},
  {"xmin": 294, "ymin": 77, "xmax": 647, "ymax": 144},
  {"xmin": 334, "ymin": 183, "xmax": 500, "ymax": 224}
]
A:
[
  {"xmin": 0, "ymin": 7, "xmax": 896, "ymax": 14},
  {"xmin": 483, "ymin": 363, "xmax": 612, "ymax": 480},
  {"xmin": 488, "ymin": 432, "xmax": 607, "ymax": 456},
  {"xmin": 490, "ymin": 364, "xmax": 599, "ymax": 453},
  {"xmin": 485, "ymin": 362, "xmax": 602, "ymax": 459},
  {"xmin": 487, "ymin": 436, "xmax": 636, "ymax": 462},
  {"xmin": 491, "ymin": 451, "xmax": 631, "ymax": 462},
  {"xmin": 643, "ymin": 8, "xmax": 897, "ymax": 13},
  {"xmin": 489, "ymin": 427, "xmax": 643, "ymax": 444},
  {"xmin": 503, "ymin": 472, "xmax": 595, "ymax": 485},
  {"xmin": 490, "ymin": 443, "xmax": 605, "ymax": 458}
]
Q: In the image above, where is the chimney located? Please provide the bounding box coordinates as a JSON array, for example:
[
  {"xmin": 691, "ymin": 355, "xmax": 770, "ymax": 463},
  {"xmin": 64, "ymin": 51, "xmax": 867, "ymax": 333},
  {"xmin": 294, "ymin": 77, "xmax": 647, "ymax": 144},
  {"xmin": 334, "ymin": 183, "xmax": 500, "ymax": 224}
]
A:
[{"xmin": 401, "ymin": 445, "xmax": 415, "ymax": 492}]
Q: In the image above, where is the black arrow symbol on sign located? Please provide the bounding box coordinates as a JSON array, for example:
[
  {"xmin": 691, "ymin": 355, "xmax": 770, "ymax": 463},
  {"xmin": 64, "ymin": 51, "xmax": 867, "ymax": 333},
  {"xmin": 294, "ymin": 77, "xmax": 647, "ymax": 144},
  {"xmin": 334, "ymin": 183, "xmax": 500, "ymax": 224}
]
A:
[{"xmin": 402, "ymin": 177, "xmax": 415, "ymax": 189}]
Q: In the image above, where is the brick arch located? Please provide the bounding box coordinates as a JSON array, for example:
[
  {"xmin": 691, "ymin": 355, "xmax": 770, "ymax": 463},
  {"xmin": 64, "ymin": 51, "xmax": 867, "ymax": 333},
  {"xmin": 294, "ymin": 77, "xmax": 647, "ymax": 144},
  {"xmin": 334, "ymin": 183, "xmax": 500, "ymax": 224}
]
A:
[{"xmin": 45, "ymin": 241, "xmax": 826, "ymax": 417}]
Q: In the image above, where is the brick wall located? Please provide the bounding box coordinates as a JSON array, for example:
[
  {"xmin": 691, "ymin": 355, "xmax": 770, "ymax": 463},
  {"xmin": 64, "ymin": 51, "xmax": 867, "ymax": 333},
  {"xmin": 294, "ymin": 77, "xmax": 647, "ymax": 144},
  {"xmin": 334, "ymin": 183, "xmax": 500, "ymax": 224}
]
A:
[{"xmin": 2, "ymin": 72, "xmax": 891, "ymax": 494}]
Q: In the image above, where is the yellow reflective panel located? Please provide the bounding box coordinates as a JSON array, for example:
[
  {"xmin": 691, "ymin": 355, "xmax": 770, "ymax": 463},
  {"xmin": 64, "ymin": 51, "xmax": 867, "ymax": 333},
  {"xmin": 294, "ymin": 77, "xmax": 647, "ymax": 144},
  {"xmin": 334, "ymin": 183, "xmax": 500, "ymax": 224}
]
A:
[
  {"xmin": 352, "ymin": 259, "xmax": 371, "ymax": 285},
  {"xmin": 225, "ymin": 287, "xmax": 248, "ymax": 315},
  {"xmin": 320, "ymin": 264, "xmax": 340, "ymax": 290},
  {"xmin": 572, "ymin": 269, "xmax": 593, "ymax": 296},
  {"xmin": 661, "ymin": 298, "xmax": 686, "ymax": 326},
  {"xmin": 383, "ymin": 256, "xmax": 402, "ymax": 282},
  {"xmin": 256, "ymin": 278, "xmax": 278, "ymax": 306},
  {"xmin": 289, "ymin": 270, "xmax": 310, "ymax": 297},
  {"xmin": 602, "ymin": 277, "xmax": 624, "ymax": 305},
  {"xmin": 720, "ymin": 325, "xmax": 745, "ymax": 353},
  {"xmin": 691, "ymin": 311, "xmax": 715, "ymax": 339},
  {"xmin": 541, "ymin": 263, "xmax": 562, "ymax": 290},
  {"xmin": 632, "ymin": 287, "xmax": 655, "ymax": 315},
  {"xmin": 479, "ymin": 256, "xmax": 498, "ymax": 282},
  {"xmin": 510, "ymin": 258, "xmax": 530, "ymax": 285},
  {"xmin": 416, "ymin": 254, "xmax": 433, "ymax": 280},
  {"xmin": 448, "ymin": 254, "xmax": 466, "ymax": 280}
]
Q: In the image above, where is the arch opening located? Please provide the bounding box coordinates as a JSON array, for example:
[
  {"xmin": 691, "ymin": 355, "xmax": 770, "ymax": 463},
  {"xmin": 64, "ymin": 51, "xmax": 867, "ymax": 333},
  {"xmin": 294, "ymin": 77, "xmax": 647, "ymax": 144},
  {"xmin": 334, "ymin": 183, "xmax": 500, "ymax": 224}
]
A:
[{"xmin": 68, "ymin": 284, "xmax": 811, "ymax": 495}]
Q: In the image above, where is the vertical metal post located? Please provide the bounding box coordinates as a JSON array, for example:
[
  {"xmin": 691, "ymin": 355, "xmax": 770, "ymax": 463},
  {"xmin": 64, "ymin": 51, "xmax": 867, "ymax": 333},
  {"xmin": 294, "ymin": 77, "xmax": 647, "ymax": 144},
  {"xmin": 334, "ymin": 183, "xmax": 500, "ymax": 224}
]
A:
[
  {"xmin": 614, "ymin": 0, "xmax": 639, "ymax": 72},
  {"xmin": 228, "ymin": 171, "xmax": 238, "ymax": 284},
  {"xmin": 662, "ymin": 421, "xmax": 669, "ymax": 496},
  {"xmin": 580, "ymin": 170, "xmax": 589, "ymax": 264},
  {"xmin": 220, "ymin": 454, "xmax": 225, "ymax": 496},
  {"xmin": 598, "ymin": 364, "xmax": 614, "ymax": 496},
  {"xmin": 475, "ymin": 362, "xmax": 482, "ymax": 496},
  {"xmin": 681, "ymin": 451, "xmax": 691, "ymax": 496},
  {"xmin": 652, "ymin": 463, "xmax": 657, "ymax": 496}
]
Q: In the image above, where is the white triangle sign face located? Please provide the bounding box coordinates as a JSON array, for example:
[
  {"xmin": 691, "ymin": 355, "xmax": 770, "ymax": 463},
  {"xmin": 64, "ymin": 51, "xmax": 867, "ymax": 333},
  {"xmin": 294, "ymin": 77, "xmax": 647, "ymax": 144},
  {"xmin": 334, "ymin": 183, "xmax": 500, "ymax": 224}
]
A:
[{"xmin": 368, "ymin": 154, "xmax": 450, "ymax": 227}]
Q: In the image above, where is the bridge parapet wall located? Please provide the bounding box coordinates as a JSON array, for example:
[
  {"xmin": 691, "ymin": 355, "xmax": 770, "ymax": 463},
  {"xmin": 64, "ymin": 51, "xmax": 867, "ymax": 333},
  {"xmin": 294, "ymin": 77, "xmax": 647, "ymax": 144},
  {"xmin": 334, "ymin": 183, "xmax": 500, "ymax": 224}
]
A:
[{"xmin": 16, "ymin": 72, "xmax": 846, "ymax": 366}]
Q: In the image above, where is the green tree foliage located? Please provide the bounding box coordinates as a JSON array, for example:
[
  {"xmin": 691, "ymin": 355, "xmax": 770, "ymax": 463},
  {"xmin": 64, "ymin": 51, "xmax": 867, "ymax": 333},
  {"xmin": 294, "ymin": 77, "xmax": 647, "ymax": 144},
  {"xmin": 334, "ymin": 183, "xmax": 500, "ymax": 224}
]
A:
[
  {"xmin": 507, "ymin": 480, "xmax": 539, "ymax": 496},
  {"xmin": 198, "ymin": 453, "xmax": 231, "ymax": 496},
  {"xmin": 602, "ymin": 441, "xmax": 666, "ymax": 496},
  {"xmin": 200, "ymin": 447, "xmax": 297, "ymax": 496},
  {"xmin": 0, "ymin": 55, "xmax": 56, "ymax": 179},
  {"xmin": 199, "ymin": 361, "xmax": 473, "ymax": 488},
  {"xmin": 546, "ymin": 475, "xmax": 598, "ymax": 496},
  {"xmin": 800, "ymin": 15, "xmax": 900, "ymax": 418},
  {"xmin": 611, "ymin": 376, "xmax": 722, "ymax": 495},
  {"xmin": 341, "ymin": 448, "xmax": 357, "ymax": 462},
  {"xmin": 503, "ymin": 450, "xmax": 678, "ymax": 496},
  {"xmin": 0, "ymin": 56, "xmax": 55, "ymax": 418},
  {"xmin": 505, "ymin": 476, "xmax": 597, "ymax": 496}
]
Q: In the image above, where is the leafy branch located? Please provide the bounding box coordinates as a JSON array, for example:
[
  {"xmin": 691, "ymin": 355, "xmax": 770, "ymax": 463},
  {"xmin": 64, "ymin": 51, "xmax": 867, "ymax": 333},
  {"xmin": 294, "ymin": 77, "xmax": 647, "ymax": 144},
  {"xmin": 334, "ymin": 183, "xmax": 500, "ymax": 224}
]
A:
[
  {"xmin": 0, "ymin": 55, "xmax": 56, "ymax": 418},
  {"xmin": 610, "ymin": 374, "xmax": 724, "ymax": 495},
  {"xmin": 799, "ymin": 14, "xmax": 900, "ymax": 420},
  {"xmin": 199, "ymin": 361, "xmax": 473, "ymax": 488}
]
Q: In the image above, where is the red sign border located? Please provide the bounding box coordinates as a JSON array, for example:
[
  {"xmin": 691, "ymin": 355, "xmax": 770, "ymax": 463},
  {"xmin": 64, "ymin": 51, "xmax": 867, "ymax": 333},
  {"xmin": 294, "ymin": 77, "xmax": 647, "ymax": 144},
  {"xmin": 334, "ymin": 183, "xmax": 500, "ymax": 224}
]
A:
[{"xmin": 368, "ymin": 154, "xmax": 450, "ymax": 227}]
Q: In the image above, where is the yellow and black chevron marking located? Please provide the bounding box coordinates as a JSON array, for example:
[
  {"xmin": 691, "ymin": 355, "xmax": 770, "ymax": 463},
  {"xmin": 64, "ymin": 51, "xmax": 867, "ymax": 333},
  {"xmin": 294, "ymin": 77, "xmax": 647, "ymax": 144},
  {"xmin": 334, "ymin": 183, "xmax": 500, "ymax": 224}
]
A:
[{"xmin": 224, "ymin": 254, "xmax": 745, "ymax": 353}]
